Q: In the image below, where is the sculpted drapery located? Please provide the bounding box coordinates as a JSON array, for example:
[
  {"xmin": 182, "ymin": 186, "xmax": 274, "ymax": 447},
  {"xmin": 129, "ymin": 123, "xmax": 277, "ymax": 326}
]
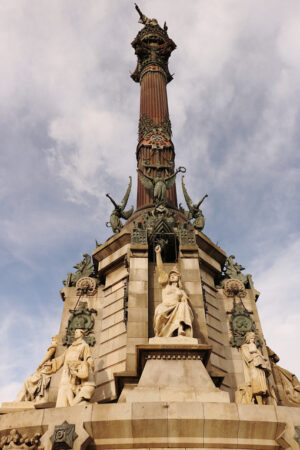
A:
[
  {"xmin": 48, "ymin": 329, "xmax": 95, "ymax": 407},
  {"xmin": 240, "ymin": 332, "xmax": 270, "ymax": 404},
  {"xmin": 153, "ymin": 245, "xmax": 194, "ymax": 337},
  {"xmin": 16, "ymin": 335, "xmax": 58, "ymax": 403}
]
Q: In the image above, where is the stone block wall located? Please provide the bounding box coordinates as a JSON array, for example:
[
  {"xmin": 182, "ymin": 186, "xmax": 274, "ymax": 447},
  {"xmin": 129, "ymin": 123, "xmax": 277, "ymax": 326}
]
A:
[{"xmin": 93, "ymin": 263, "xmax": 128, "ymax": 402}]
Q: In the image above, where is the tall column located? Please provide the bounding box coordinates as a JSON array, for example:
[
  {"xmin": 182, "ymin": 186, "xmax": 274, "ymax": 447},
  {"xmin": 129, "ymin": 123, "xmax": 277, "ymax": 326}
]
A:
[{"xmin": 131, "ymin": 13, "xmax": 177, "ymax": 209}]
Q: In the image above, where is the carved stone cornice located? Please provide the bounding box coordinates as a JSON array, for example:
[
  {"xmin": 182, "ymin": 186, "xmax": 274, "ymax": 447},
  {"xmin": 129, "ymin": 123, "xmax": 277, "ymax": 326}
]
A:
[{"xmin": 137, "ymin": 345, "xmax": 212, "ymax": 376}]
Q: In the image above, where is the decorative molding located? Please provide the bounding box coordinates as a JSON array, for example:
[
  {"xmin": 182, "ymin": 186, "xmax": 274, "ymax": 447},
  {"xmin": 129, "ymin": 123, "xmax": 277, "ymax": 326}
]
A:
[
  {"xmin": 223, "ymin": 278, "xmax": 246, "ymax": 298},
  {"xmin": 137, "ymin": 346, "xmax": 212, "ymax": 375},
  {"xmin": 145, "ymin": 353, "xmax": 202, "ymax": 360},
  {"xmin": 140, "ymin": 63, "xmax": 168, "ymax": 82},
  {"xmin": 228, "ymin": 298, "xmax": 261, "ymax": 348},
  {"xmin": 76, "ymin": 276, "xmax": 97, "ymax": 296},
  {"xmin": 139, "ymin": 114, "xmax": 172, "ymax": 142},
  {"xmin": 131, "ymin": 228, "xmax": 147, "ymax": 245},
  {"xmin": 50, "ymin": 422, "xmax": 78, "ymax": 450},
  {"xmin": 123, "ymin": 278, "xmax": 128, "ymax": 327},
  {"xmin": 0, "ymin": 430, "xmax": 41, "ymax": 450},
  {"xmin": 178, "ymin": 229, "xmax": 196, "ymax": 246},
  {"xmin": 62, "ymin": 301, "xmax": 97, "ymax": 347}
]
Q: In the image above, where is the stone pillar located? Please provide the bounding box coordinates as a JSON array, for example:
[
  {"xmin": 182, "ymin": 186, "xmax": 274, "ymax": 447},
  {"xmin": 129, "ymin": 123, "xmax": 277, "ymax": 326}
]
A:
[{"xmin": 126, "ymin": 244, "xmax": 149, "ymax": 371}]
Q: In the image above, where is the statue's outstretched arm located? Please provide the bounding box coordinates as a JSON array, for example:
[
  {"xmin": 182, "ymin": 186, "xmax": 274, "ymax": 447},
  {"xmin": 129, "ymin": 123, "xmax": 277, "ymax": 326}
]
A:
[
  {"xmin": 37, "ymin": 343, "xmax": 57, "ymax": 371},
  {"xmin": 106, "ymin": 193, "xmax": 119, "ymax": 209},
  {"xmin": 155, "ymin": 245, "xmax": 168, "ymax": 285},
  {"xmin": 196, "ymin": 193, "xmax": 208, "ymax": 208}
]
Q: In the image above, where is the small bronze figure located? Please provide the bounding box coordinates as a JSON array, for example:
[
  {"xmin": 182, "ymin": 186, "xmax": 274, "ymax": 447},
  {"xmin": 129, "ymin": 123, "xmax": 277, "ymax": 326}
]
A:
[
  {"xmin": 181, "ymin": 176, "xmax": 207, "ymax": 231},
  {"xmin": 106, "ymin": 176, "xmax": 134, "ymax": 233}
]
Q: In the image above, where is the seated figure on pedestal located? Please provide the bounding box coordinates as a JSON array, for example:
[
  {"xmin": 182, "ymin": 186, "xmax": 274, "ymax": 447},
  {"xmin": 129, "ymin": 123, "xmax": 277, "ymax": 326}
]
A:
[
  {"xmin": 153, "ymin": 245, "xmax": 194, "ymax": 337},
  {"xmin": 16, "ymin": 335, "xmax": 58, "ymax": 403},
  {"xmin": 46, "ymin": 328, "xmax": 95, "ymax": 407}
]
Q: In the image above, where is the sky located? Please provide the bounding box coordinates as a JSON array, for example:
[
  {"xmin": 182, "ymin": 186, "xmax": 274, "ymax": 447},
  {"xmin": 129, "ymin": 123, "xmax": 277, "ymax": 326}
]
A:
[{"xmin": 0, "ymin": 0, "xmax": 300, "ymax": 401}]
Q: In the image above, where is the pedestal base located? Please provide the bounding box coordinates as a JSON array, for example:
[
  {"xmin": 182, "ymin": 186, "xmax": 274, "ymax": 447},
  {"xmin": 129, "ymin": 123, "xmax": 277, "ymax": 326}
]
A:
[{"xmin": 123, "ymin": 344, "xmax": 230, "ymax": 403}]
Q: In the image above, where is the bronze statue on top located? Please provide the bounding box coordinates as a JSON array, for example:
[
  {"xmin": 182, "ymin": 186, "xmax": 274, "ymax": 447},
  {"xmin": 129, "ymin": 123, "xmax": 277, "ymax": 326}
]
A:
[
  {"xmin": 106, "ymin": 176, "xmax": 134, "ymax": 234},
  {"xmin": 135, "ymin": 3, "xmax": 158, "ymax": 26},
  {"xmin": 181, "ymin": 176, "xmax": 207, "ymax": 231}
]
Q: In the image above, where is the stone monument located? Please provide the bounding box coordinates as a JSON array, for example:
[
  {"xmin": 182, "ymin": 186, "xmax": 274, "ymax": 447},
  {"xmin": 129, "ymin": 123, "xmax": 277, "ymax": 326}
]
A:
[{"xmin": 1, "ymin": 5, "xmax": 300, "ymax": 450}]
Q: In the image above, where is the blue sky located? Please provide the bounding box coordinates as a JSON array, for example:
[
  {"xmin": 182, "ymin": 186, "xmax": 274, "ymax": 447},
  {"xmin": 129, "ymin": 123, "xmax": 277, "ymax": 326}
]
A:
[{"xmin": 1, "ymin": 0, "xmax": 300, "ymax": 401}]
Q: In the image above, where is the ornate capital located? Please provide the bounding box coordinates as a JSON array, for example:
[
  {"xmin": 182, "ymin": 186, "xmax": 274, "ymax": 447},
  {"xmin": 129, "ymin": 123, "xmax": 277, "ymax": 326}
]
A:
[{"xmin": 131, "ymin": 23, "xmax": 176, "ymax": 83}]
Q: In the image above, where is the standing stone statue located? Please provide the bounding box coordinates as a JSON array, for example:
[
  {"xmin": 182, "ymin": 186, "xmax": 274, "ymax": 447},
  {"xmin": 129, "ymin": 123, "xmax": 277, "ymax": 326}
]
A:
[
  {"xmin": 153, "ymin": 245, "xmax": 194, "ymax": 337},
  {"xmin": 240, "ymin": 332, "xmax": 270, "ymax": 405},
  {"xmin": 16, "ymin": 335, "xmax": 58, "ymax": 403},
  {"xmin": 47, "ymin": 329, "xmax": 95, "ymax": 407}
]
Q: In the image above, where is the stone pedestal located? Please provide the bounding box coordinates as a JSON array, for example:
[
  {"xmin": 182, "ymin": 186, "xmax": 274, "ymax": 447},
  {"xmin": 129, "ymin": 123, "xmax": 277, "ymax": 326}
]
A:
[{"xmin": 123, "ymin": 344, "xmax": 230, "ymax": 403}]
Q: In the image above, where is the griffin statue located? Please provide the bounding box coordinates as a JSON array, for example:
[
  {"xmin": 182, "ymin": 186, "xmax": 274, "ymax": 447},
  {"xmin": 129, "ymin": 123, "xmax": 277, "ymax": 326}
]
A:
[{"xmin": 106, "ymin": 176, "xmax": 134, "ymax": 234}]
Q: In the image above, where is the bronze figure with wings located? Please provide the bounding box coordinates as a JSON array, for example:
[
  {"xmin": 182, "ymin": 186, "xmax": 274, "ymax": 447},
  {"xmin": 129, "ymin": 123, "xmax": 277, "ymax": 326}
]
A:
[
  {"xmin": 138, "ymin": 167, "xmax": 186, "ymax": 204},
  {"xmin": 181, "ymin": 176, "xmax": 208, "ymax": 231},
  {"xmin": 106, "ymin": 176, "xmax": 134, "ymax": 233}
]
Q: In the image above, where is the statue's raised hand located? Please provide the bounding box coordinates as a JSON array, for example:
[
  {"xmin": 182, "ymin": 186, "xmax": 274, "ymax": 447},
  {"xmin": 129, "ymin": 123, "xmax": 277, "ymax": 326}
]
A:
[{"xmin": 155, "ymin": 245, "xmax": 161, "ymax": 253}]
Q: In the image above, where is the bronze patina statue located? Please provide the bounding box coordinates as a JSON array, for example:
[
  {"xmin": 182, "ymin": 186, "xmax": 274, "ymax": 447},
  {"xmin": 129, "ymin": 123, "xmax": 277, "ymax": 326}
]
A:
[
  {"xmin": 138, "ymin": 167, "xmax": 185, "ymax": 204},
  {"xmin": 224, "ymin": 255, "xmax": 254, "ymax": 289},
  {"xmin": 63, "ymin": 254, "xmax": 94, "ymax": 287},
  {"xmin": 134, "ymin": 3, "xmax": 158, "ymax": 26},
  {"xmin": 106, "ymin": 176, "xmax": 134, "ymax": 233},
  {"xmin": 181, "ymin": 176, "xmax": 207, "ymax": 231}
]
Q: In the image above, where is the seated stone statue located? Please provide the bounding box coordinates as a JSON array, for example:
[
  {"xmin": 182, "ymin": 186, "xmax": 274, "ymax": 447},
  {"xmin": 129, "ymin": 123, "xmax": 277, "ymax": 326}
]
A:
[
  {"xmin": 153, "ymin": 245, "xmax": 194, "ymax": 337},
  {"xmin": 267, "ymin": 346, "xmax": 300, "ymax": 406},
  {"xmin": 16, "ymin": 335, "xmax": 58, "ymax": 403},
  {"xmin": 47, "ymin": 328, "xmax": 95, "ymax": 407},
  {"xmin": 240, "ymin": 332, "xmax": 271, "ymax": 404}
]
